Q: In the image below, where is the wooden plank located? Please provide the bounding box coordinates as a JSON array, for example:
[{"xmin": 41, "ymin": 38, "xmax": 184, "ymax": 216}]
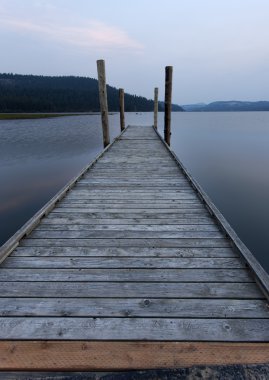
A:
[
  {"xmin": 78, "ymin": 179, "xmax": 188, "ymax": 183},
  {"xmin": 57, "ymin": 205, "xmax": 205, "ymax": 212},
  {"xmin": 72, "ymin": 189, "xmax": 195, "ymax": 193},
  {"xmin": 29, "ymin": 230, "xmax": 224, "ymax": 239},
  {"xmin": 2, "ymin": 257, "xmax": 243, "ymax": 269},
  {"xmin": 63, "ymin": 195, "xmax": 198, "ymax": 201},
  {"xmin": 87, "ymin": 172, "xmax": 182, "ymax": 176},
  {"xmin": 59, "ymin": 199, "xmax": 202, "ymax": 205},
  {"xmin": 43, "ymin": 217, "xmax": 215, "ymax": 225},
  {"xmin": 19, "ymin": 238, "xmax": 232, "ymax": 248},
  {"xmin": 84, "ymin": 174, "xmax": 185, "ymax": 178},
  {"xmin": 66, "ymin": 190, "xmax": 197, "ymax": 196},
  {"xmin": 67, "ymin": 187, "xmax": 194, "ymax": 192},
  {"xmin": 0, "ymin": 282, "xmax": 261, "ymax": 298},
  {"xmin": 0, "ymin": 298, "xmax": 266, "ymax": 318},
  {"xmin": 56, "ymin": 203, "xmax": 204, "ymax": 209},
  {"xmin": 92, "ymin": 164, "xmax": 178, "ymax": 168},
  {"xmin": 36, "ymin": 224, "xmax": 220, "ymax": 232},
  {"xmin": 12, "ymin": 247, "xmax": 237, "ymax": 258},
  {"xmin": 0, "ymin": 317, "xmax": 268, "ymax": 340},
  {"xmin": 1, "ymin": 342, "xmax": 269, "ymax": 370},
  {"xmin": 49, "ymin": 211, "xmax": 209, "ymax": 218},
  {"xmin": 75, "ymin": 184, "xmax": 191, "ymax": 188},
  {"xmin": 0, "ymin": 268, "xmax": 252, "ymax": 282}
]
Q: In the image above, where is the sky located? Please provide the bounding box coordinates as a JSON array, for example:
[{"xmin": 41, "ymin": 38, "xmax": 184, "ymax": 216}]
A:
[{"xmin": 0, "ymin": 0, "xmax": 269, "ymax": 104}]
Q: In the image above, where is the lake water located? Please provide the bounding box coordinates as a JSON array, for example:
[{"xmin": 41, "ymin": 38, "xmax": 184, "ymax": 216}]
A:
[{"xmin": 0, "ymin": 112, "xmax": 269, "ymax": 274}]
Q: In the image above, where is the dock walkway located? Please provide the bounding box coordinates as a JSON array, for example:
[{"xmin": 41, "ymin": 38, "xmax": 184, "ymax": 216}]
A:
[{"xmin": 0, "ymin": 125, "xmax": 269, "ymax": 370}]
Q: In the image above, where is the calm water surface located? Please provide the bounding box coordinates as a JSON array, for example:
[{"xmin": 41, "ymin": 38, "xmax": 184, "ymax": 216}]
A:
[{"xmin": 0, "ymin": 112, "xmax": 269, "ymax": 273}]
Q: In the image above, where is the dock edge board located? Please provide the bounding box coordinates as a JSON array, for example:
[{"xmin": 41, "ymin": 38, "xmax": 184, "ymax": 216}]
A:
[{"xmin": 0, "ymin": 341, "xmax": 269, "ymax": 371}]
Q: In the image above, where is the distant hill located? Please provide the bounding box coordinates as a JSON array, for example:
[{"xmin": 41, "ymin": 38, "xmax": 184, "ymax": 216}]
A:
[
  {"xmin": 0, "ymin": 74, "xmax": 183, "ymax": 113},
  {"xmin": 182, "ymin": 101, "xmax": 269, "ymax": 112}
]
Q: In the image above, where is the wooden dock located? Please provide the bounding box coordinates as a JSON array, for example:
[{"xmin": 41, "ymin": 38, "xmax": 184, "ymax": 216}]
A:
[{"xmin": 0, "ymin": 125, "xmax": 269, "ymax": 371}]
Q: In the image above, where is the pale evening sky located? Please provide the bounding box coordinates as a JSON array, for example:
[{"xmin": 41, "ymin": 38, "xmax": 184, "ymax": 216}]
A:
[{"xmin": 0, "ymin": 0, "xmax": 269, "ymax": 104}]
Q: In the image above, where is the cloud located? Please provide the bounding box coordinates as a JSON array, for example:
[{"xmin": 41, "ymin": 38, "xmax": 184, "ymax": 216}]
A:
[{"xmin": 0, "ymin": 15, "xmax": 144, "ymax": 51}]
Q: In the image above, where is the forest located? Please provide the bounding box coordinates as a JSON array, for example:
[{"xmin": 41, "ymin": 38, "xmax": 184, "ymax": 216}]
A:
[{"xmin": 0, "ymin": 74, "xmax": 183, "ymax": 113}]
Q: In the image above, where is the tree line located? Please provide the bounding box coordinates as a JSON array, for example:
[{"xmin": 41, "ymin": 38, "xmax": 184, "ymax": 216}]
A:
[{"xmin": 0, "ymin": 74, "xmax": 183, "ymax": 113}]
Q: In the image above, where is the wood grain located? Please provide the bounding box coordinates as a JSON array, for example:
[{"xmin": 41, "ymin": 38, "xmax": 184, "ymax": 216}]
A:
[
  {"xmin": 0, "ymin": 317, "xmax": 268, "ymax": 340},
  {"xmin": 1, "ymin": 341, "xmax": 269, "ymax": 370},
  {"xmin": 0, "ymin": 341, "xmax": 269, "ymax": 371}
]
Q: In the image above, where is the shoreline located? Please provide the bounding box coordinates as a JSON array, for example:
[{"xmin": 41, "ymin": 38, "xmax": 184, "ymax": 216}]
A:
[{"xmin": 0, "ymin": 113, "xmax": 102, "ymax": 120}]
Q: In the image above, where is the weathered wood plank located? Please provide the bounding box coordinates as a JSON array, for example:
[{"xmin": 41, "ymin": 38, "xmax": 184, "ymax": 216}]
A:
[
  {"xmin": 36, "ymin": 224, "xmax": 220, "ymax": 232},
  {"xmin": 57, "ymin": 205, "xmax": 205, "ymax": 211},
  {"xmin": 2, "ymin": 257, "xmax": 243, "ymax": 269},
  {"xmin": 63, "ymin": 195, "xmax": 198, "ymax": 201},
  {"xmin": 65, "ymin": 192, "xmax": 197, "ymax": 198},
  {"xmin": 49, "ymin": 210, "xmax": 209, "ymax": 218},
  {"xmin": 12, "ymin": 247, "xmax": 237, "ymax": 258},
  {"xmin": 0, "ymin": 268, "xmax": 251, "ymax": 282},
  {"xmin": 29, "ymin": 230, "xmax": 223, "ymax": 239},
  {"xmin": 60, "ymin": 197, "xmax": 198, "ymax": 202},
  {"xmin": 87, "ymin": 173, "xmax": 182, "ymax": 177},
  {"xmin": 0, "ymin": 298, "xmax": 267, "ymax": 318},
  {"xmin": 77, "ymin": 179, "xmax": 189, "ymax": 184},
  {"xmin": 65, "ymin": 185, "xmax": 195, "ymax": 195},
  {"xmin": 65, "ymin": 188, "xmax": 196, "ymax": 193},
  {"xmin": 43, "ymin": 217, "xmax": 215, "ymax": 225},
  {"xmin": 67, "ymin": 188, "xmax": 195, "ymax": 193},
  {"xmin": 83, "ymin": 176, "xmax": 186, "ymax": 180},
  {"xmin": 0, "ymin": 317, "xmax": 268, "ymax": 341},
  {"xmin": 0, "ymin": 282, "xmax": 261, "ymax": 298},
  {"xmin": 58, "ymin": 201, "xmax": 203, "ymax": 208},
  {"xmin": 92, "ymin": 165, "xmax": 179, "ymax": 169},
  {"xmin": 56, "ymin": 204, "xmax": 206, "ymax": 211},
  {"xmin": 75, "ymin": 184, "xmax": 191, "ymax": 188},
  {"xmin": 19, "ymin": 238, "xmax": 232, "ymax": 248}
]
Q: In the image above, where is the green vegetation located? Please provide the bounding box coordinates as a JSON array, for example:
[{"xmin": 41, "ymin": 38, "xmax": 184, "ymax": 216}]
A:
[{"xmin": 0, "ymin": 73, "xmax": 184, "ymax": 113}]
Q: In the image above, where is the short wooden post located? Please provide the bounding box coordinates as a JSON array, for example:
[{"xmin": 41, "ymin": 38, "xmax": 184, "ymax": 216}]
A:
[
  {"xmin": 164, "ymin": 66, "xmax": 173, "ymax": 146},
  {"xmin": 97, "ymin": 59, "xmax": 110, "ymax": 147},
  {"xmin": 154, "ymin": 87, "xmax": 158, "ymax": 129},
  {"xmin": 119, "ymin": 88, "xmax": 125, "ymax": 131}
]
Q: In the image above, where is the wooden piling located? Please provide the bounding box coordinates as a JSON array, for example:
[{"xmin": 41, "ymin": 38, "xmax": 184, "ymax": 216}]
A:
[
  {"xmin": 164, "ymin": 66, "xmax": 173, "ymax": 145},
  {"xmin": 119, "ymin": 88, "xmax": 125, "ymax": 131},
  {"xmin": 154, "ymin": 87, "xmax": 158, "ymax": 129},
  {"xmin": 97, "ymin": 59, "xmax": 110, "ymax": 147}
]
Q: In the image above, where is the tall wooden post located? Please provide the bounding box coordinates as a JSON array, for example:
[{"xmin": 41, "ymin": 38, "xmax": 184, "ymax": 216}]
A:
[
  {"xmin": 154, "ymin": 87, "xmax": 158, "ymax": 129},
  {"xmin": 97, "ymin": 59, "xmax": 110, "ymax": 147},
  {"xmin": 119, "ymin": 88, "xmax": 125, "ymax": 131},
  {"xmin": 164, "ymin": 66, "xmax": 173, "ymax": 146}
]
